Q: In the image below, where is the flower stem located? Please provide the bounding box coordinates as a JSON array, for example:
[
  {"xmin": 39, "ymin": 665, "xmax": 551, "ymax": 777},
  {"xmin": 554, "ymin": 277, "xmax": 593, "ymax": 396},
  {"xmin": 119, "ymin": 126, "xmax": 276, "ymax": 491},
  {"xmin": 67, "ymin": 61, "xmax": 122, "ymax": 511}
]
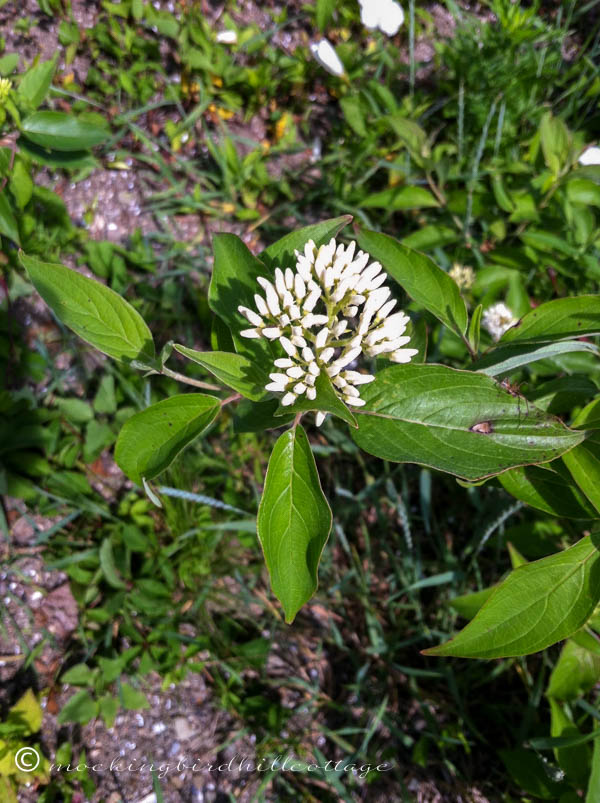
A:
[{"xmin": 158, "ymin": 366, "xmax": 221, "ymax": 391}]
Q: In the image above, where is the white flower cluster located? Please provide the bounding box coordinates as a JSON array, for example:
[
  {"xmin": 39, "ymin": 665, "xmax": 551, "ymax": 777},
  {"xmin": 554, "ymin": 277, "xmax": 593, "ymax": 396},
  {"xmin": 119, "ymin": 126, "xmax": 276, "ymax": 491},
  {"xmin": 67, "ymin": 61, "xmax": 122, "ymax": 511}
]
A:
[
  {"xmin": 238, "ymin": 238, "xmax": 418, "ymax": 424},
  {"xmin": 482, "ymin": 301, "xmax": 517, "ymax": 341}
]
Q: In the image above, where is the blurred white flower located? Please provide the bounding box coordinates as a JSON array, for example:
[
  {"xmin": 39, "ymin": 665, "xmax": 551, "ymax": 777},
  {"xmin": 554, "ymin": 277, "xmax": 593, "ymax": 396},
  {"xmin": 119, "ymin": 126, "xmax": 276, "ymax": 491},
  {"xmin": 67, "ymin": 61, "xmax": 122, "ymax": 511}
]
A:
[
  {"xmin": 578, "ymin": 146, "xmax": 600, "ymax": 166},
  {"xmin": 309, "ymin": 39, "xmax": 345, "ymax": 77},
  {"xmin": 449, "ymin": 263, "xmax": 475, "ymax": 290},
  {"xmin": 482, "ymin": 302, "xmax": 517, "ymax": 341},
  {"xmin": 239, "ymin": 238, "xmax": 418, "ymax": 423},
  {"xmin": 358, "ymin": 0, "xmax": 405, "ymax": 36},
  {"xmin": 216, "ymin": 30, "xmax": 237, "ymax": 44}
]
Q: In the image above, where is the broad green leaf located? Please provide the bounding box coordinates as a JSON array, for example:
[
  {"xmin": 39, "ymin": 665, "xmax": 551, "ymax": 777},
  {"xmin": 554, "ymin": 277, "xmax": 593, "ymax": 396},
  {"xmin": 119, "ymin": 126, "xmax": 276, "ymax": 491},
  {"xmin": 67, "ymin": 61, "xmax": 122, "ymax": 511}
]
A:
[
  {"xmin": 423, "ymin": 535, "xmax": 600, "ymax": 658},
  {"xmin": 257, "ymin": 425, "xmax": 332, "ymax": 623},
  {"xmin": 274, "ymin": 370, "xmax": 357, "ymax": 428},
  {"xmin": 361, "ymin": 186, "xmax": 440, "ymax": 210},
  {"xmin": 9, "ymin": 160, "xmax": 33, "ymax": 209},
  {"xmin": 352, "ymin": 364, "xmax": 584, "ymax": 481},
  {"xmin": 562, "ymin": 434, "xmax": 600, "ymax": 514},
  {"xmin": 208, "ymin": 233, "xmax": 274, "ymax": 370},
  {"xmin": 233, "ymin": 398, "xmax": 295, "ymax": 433},
  {"xmin": 20, "ymin": 252, "xmax": 155, "ymax": 364},
  {"xmin": 529, "ymin": 377, "xmax": 597, "ymax": 415},
  {"xmin": 0, "ymin": 191, "xmax": 20, "ymax": 244},
  {"xmin": 473, "ymin": 340, "xmax": 599, "ymax": 376},
  {"xmin": 21, "ymin": 111, "xmax": 109, "ymax": 151},
  {"xmin": 356, "ymin": 228, "xmax": 468, "ymax": 337},
  {"xmin": 258, "ymin": 215, "xmax": 351, "ymax": 270},
  {"xmin": 567, "ymin": 177, "xmax": 600, "ymax": 207},
  {"xmin": 449, "ymin": 587, "xmax": 494, "ymax": 620},
  {"xmin": 57, "ymin": 690, "xmax": 98, "ymax": 725},
  {"xmin": 340, "ymin": 96, "xmax": 367, "ymax": 137},
  {"xmin": 120, "ymin": 683, "xmax": 149, "ymax": 710},
  {"xmin": 500, "ymin": 748, "xmax": 567, "ymax": 799},
  {"xmin": 114, "ymin": 394, "xmax": 220, "ymax": 485},
  {"xmin": 17, "ymin": 137, "xmax": 96, "ymax": 169},
  {"xmin": 500, "ymin": 296, "xmax": 600, "ymax": 344},
  {"xmin": 499, "ymin": 463, "xmax": 597, "ymax": 519},
  {"xmin": 173, "ymin": 345, "xmax": 267, "ymax": 401},
  {"xmin": 547, "ymin": 639, "xmax": 600, "ymax": 701},
  {"xmin": 400, "ymin": 225, "xmax": 459, "ymax": 250},
  {"xmin": 18, "ymin": 59, "xmax": 55, "ymax": 109},
  {"xmin": 61, "ymin": 663, "xmax": 96, "ymax": 686},
  {"xmin": 540, "ymin": 111, "xmax": 569, "ymax": 175},
  {"xmin": 520, "ymin": 230, "xmax": 578, "ymax": 257},
  {"xmin": 574, "ymin": 397, "xmax": 600, "ymax": 428},
  {"xmin": 7, "ymin": 690, "xmax": 42, "ymax": 735}
]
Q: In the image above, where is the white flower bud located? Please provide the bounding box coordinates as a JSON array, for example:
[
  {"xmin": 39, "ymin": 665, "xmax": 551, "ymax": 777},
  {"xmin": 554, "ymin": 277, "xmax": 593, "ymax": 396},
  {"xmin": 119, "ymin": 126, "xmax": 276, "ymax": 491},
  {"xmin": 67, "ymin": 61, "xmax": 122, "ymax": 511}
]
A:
[
  {"xmin": 266, "ymin": 381, "xmax": 287, "ymax": 392},
  {"xmin": 315, "ymin": 411, "xmax": 326, "ymax": 426},
  {"xmin": 285, "ymin": 268, "xmax": 294, "ymax": 289},
  {"xmin": 303, "ymin": 287, "xmax": 322, "ymax": 312},
  {"xmin": 343, "ymin": 371, "xmax": 375, "ymax": 385},
  {"xmin": 287, "ymin": 303, "xmax": 303, "ymax": 320},
  {"xmin": 254, "ymin": 294, "xmax": 269, "ymax": 316},
  {"xmin": 280, "ymin": 336, "xmax": 297, "ymax": 357},
  {"xmin": 281, "ymin": 392, "xmax": 297, "ymax": 406},
  {"xmin": 315, "ymin": 327, "xmax": 329, "ymax": 349},
  {"xmin": 344, "ymin": 384, "xmax": 360, "ymax": 397},
  {"xmin": 294, "ymin": 274, "xmax": 306, "ymax": 299},
  {"xmin": 376, "ymin": 299, "xmax": 397, "ymax": 321},
  {"xmin": 302, "ymin": 346, "xmax": 315, "ymax": 362},
  {"xmin": 240, "ymin": 328, "xmax": 261, "ymax": 338},
  {"xmin": 345, "ymin": 396, "xmax": 366, "ymax": 407},
  {"xmin": 257, "ymin": 277, "xmax": 281, "ymax": 316},
  {"xmin": 238, "ymin": 305, "xmax": 264, "ymax": 327},
  {"xmin": 305, "ymin": 374, "xmax": 316, "ymax": 386},
  {"xmin": 274, "ymin": 358, "xmax": 294, "ymax": 368},
  {"xmin": 344, "ymin": 305, "xmax": 358, "ymax": 317},
  {"xmin": 319, "ymin": 347, "xmax": 335, "ymax": 363},
  {"xmin": 286, "ymin": 366, "xmax": 305, "ymax": 379},
  {"xmin": 363, "ymin": 287, "xmax": 390, "ymax": 316},
  {"xmin": 296, "ymin": 255, "xmax": 313, "ymax": 283},
  {"xmin": 293, "ymin": 382, "xmax": 307, "ymax": 394},
  {"xmin": 389, "ymin": 348, "xmax": 419, "ymax": 363},
  {"xmin": 332, "ymin": 319, "xmax": 348, "ymax": 336},
  {"xmin": 274, "ymin": 267, "xmax": 287, "ymax": 298},
  {"xmin": 308, "ymin": 361, "xmax": 320, "ymax": 376},
  {"xmin": 307, "ymin": 387, "xmax": 317, "ymax": 401},
  {"xmin": 279, "ymin": 313, "xmax": 291, "ymax": 327},
  {"xmin": 291, "ymin": 334, "xmax": 307, "ymax": 348},
  {"xmin": 263, "ymin": 327, "xmax": 282, "ymax": 339}
]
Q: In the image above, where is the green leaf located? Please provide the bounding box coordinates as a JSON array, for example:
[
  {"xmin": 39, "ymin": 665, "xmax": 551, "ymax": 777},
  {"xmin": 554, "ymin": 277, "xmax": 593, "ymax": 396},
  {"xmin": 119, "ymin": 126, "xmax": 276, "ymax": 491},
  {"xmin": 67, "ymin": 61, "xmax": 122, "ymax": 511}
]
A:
[
  {"xmin": 258, "ymin": 215, "xmax": 351, "ymax": 270},
  {"xmin": 21, "ymin": 111, "xmax": 109, "ymax": 151},
  {"xmin": 98, "ymin": 695, "xmax": 119, "ymax": 729},
  {"xmin": 274, "ymin": 370, "xmax": 357, "ymax": 428},
  {"xmin": 17, "ymin": 137, "xmax": 96, "ymax": 169},
  {"xmin": 352, "ymin": 364, "xmax": 583, "ymax": 482},
  {"xmin": 400, "ymin": 225, "xmax": 459, "ymax": 250},
  {"xmin": 9, "ymin": 160, "xmax": 33, "ymax": 209},
  {"xmin": 356, "ymin": 228, "xmax": 468, "ymax": 337},
  {"xmin": 499, "ymin": 748, "xmax": 568, "ymax": 799},
  {"xmin": 20, "ymin": 252, "xmax": 155, "ymax": 364},
  {"xmin": 99, "ymin": 537, "xmax": 127, "ymax": 589},
  {"xmin": 207, "ymin": 233, "xmax": 273, "ymax": 372},
  {"xmin": 233, "ymin": 398, "xmax": 295, "ymax": 433},
  {"xmin": 8, "ymin": 690, "xmax": 42, "ymax": 735},
  {"xmin": 449, "ymin": 587, "xmax": 494, "ymax": 620},
  {"xmin": 18, "ymin": 59, "xmax": 55, "ymax": 109},
  {"xmin": 586, "ymin": 730, "xmax": 600, "ymax": 803},
  {"xmin": 499, "ymin": 463, "xmax": 597, "ymax": 519},
  {"xmin": 529, "ymin": 377, "xmax": 597, "ymax": 415},
  {"xmin": 173, "ymin": 345, "xmax": 267, "ymax": 401},
  {"xmin": 423, "ymin": 535, "xmax": 600, "ymax": 658},
  {"xmin": 361, "ymin": 186, "xmax": 440, "ymax": 210},
  {"xmin": 0, "ymin": 191, "xmax": 20, "ymax": 244},
  {"xmin": 468, "ymin": 304, "xmax": 482, "ymax": 354},
  {"xmin": 114, "ymin": 394, "xmax": 220, "ymax": 485},
  {"xmin": 257, "ymin": 425, "xmax": 332, "ymax": 623},
  {"xmin": 57, "ymin": 690, "xmax": 98, "ymax": 725},
  {"xmin": 316, "ymin": 0, "xmax": 335, "ymax": 30},
  {"xmin": 61, "ymin": 663, "xmax": 96, "ymax": 686},
  {"xmin": 540, "ymin": 111, "xmax": 569, "ymax": 175},
  {"xmin": 563, "ymin": 433, "xmax": 600, "ymax": 514},
  {"xmin": 473, "ymin": 340, "xmax": 599, "ymax": 376},
  {"xmin": 547, "ymin": 639, "xmax": 600, "ymax": 701},
  {"xmin": 340, "ymin": 96, "xmax": 367, "ymax": 137},
  {"xmin": 120, "ymin": 683, "xmax": 149, "ymax": 711},
  {"xmin": 500, "ymin": 296, "xmax": 600, "ymax": 344}
]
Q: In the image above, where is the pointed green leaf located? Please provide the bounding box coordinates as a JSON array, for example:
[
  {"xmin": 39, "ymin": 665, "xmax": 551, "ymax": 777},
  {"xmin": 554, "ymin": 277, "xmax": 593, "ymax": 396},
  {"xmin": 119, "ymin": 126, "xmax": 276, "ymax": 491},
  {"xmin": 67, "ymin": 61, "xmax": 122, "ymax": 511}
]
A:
[
  {"xmin": 361, "ymin": 186, "xmax": 440, "ymax": 210},
  {"xmin": 500, "ymin": 296, "xmax": 600, "ymax": 344},
  {"xmin": 274, "ymin": 370, "xmax": 357, "ymax": 428},
  {"xmin": 173, "ymin": 345, "xmax": 267, "ymax": 401},
  {"xmin": 547, "ymin": 639, "xmax": 600, "ymax": 701},
  {"xmin": 18, "ymin": 59, "xmax": 55, "ymax": 109},
  {"xmin": 352, "ymin": 364, "xmax": 584, "ymax": 481},
  {"xmin": 473, "ymin": 340, "xmax": 599, "ymax": 376},
  {"xmin": 20, "ymin": 252, "xmax": 155, "ymax": 364},
  {"xmin": 21, "ymin": 110, "xmax": 109, "ymax": 151},
  {"xmin": 499, "ymin": 463, "xmax": 597, "ymax": 519},
  {"xmin": 0, "ymin": 191, "xmax": 20, "ymax": 244},
  {"xmin": 114, "ymin": 394, "xmax": 220, "ymax": 485},
  {"xmin": 356, "ymin": 228, "xmax": 468, "ymax": 337},
  {"xmin": 233, "ymin": 398, "xmax": 295, "ymax": 433},
  {"xmin": 257, "ymin": 425, "xmax": 332, "ymax": 623},
  {"xmin": 563, "ymin": 434, "xmax": 600, "ymax": 514},
  {"xmin": 424, "ymin": 535, "xmax": 600, "ymax": 658}
]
